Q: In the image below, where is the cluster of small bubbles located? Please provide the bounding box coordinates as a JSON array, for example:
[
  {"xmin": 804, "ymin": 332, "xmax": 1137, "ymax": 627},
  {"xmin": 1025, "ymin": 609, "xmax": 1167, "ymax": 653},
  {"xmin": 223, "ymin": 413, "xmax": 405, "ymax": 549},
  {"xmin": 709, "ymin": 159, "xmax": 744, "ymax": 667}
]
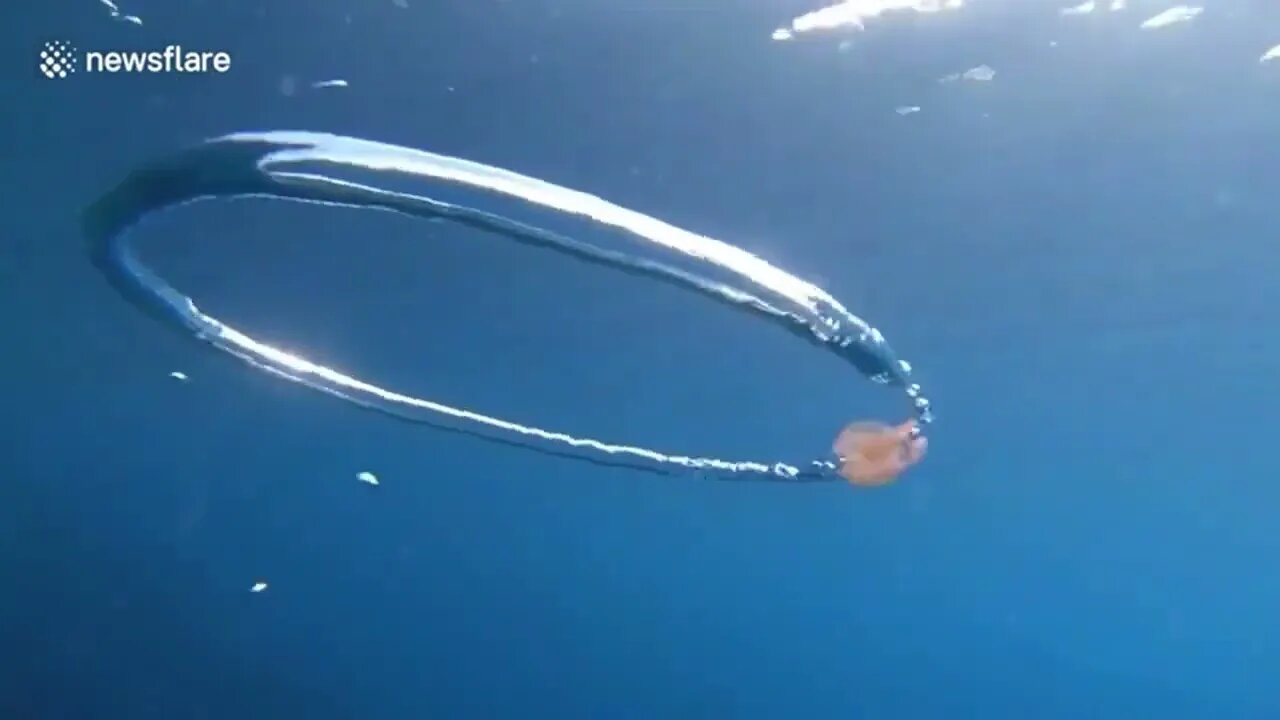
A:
[
  {"xmin": 813, "ymin": 458, "xmax": 839, "ymax": 475},
  {"xmin": 905, "ymin": 383, "xmax": 933, "ymax": 426}
]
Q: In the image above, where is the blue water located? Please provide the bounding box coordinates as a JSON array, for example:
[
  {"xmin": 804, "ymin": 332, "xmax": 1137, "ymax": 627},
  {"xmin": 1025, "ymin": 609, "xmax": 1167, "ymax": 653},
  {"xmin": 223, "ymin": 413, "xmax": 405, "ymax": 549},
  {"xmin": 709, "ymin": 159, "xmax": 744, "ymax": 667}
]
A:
[{"xmin": 7, "ymin": 1, "xmax": 1280, "ymax": 717}]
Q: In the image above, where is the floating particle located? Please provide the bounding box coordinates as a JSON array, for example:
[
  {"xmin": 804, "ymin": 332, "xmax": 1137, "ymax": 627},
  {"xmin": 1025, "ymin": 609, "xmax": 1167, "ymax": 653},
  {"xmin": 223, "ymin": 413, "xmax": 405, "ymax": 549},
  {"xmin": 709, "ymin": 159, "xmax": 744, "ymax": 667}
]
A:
[
  {"xmin": 357, "ymin": 471, "xmax": 379, "ymax": 486},
  {"xmin": 1060, "ymin": 1, "xmax": 1095, "ymax": 16},
  {"xmin": 311, "ymin": 79, "xmax": 349, "ymax": 89},
  {"xmin": 392, "ymin": 0, "xmax": 409, "ymax": 8},
  {"xmin": 279, "ymin": 75, "xmax": 297, "ymax": 97},
  {"xmin": 940, "ymin": 64, "xmax": 994, "ymax": 83},
  {"xmin": 1110, "ymin": 0, "xmax": 1125, "ymax": 9},
  {"xmin": 250, "ymin": 582, "xmax": 268, "ymax": 593},
  {"xmin": 962, "ymin": 65, "xmax": 995, "ymax": 81},
  {"xmin": 1139, "ymin": 6, "xmax": 1201, "ymax": 30},
  {"xmin": 895, "ymin": 105, "xmax": 921, "ymax": 115},
  {"xmin": 773, "ymin": 0, "xmax": 964, "ymax": 39},
  {"xmin": 1261, "ymin": 44, "xmax": 1280, "ymax": 63},
  {"xmin": 169, "ymin": 371, "xmax": 189, "ymax": 382},
  {"xmin": 100, "ymin": 0, "xmax": 141, "ymax": 24}
]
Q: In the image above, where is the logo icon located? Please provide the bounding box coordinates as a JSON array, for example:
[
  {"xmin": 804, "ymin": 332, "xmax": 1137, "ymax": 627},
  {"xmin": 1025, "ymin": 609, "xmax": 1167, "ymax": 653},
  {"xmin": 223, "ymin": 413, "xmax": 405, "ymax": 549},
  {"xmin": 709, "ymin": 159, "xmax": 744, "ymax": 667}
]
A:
[{"xmin": 40, "ymin": 41, "xmax": 77, "ymax": 79}]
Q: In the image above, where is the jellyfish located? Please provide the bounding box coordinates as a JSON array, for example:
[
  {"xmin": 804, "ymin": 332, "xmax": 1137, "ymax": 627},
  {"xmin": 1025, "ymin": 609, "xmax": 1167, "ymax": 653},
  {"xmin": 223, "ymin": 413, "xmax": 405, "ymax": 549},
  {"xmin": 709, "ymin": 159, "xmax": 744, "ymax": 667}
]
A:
[{"xmin": 832, "ymin": 419, "xmax": 927, "ymax": 487}]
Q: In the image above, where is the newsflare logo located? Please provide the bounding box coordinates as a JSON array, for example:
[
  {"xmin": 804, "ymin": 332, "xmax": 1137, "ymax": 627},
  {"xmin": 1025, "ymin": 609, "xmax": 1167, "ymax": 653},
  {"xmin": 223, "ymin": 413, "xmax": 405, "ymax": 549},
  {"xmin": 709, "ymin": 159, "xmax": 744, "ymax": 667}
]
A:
[
  {"xmin": 39, "ymin": 40, "xmax": 232, "ymax": 79},
  {"xmin": 39, "ymin": 41, "xmax": 76, "ymax": 79}
]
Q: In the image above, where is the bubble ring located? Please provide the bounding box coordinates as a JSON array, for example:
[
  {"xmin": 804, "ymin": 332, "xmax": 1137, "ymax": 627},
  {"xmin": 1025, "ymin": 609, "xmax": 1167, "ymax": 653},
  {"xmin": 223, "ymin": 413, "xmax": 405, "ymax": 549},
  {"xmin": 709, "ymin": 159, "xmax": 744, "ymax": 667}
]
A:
[{"xmin": 84, "ymin": 131, "xmax": 931, "ymax": 481}]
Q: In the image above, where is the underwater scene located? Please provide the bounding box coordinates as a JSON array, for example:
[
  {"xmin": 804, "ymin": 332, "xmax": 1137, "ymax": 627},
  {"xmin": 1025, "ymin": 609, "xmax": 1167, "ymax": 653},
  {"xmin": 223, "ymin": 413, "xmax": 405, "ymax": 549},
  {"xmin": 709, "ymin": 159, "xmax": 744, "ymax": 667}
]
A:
[{"xmin": 9, "ymin": 0, "xmax": 1280, "ymax": 717}]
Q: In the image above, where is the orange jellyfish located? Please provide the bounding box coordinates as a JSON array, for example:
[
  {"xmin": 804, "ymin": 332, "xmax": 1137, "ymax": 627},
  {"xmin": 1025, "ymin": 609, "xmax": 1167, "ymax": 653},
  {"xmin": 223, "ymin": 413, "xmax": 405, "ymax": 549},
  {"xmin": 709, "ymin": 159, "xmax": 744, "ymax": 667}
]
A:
[{"xmin": 832, "ymin": 419, "xmax": 928, "ymax": 487}]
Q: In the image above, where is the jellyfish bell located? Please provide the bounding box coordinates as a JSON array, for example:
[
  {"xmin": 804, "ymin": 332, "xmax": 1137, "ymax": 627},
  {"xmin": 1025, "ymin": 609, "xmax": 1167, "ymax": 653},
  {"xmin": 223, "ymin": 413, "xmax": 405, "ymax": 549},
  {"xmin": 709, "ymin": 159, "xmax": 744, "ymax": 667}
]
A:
[{"xmin": 832, "ymin": 420, "xmax": 927, "ymax": 487}]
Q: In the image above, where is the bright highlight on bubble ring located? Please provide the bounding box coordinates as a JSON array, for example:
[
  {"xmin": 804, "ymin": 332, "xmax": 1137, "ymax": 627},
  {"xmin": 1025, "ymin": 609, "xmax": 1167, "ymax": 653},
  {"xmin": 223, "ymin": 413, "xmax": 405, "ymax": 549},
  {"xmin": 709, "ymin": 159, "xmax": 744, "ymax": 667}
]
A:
[{"xmin": 83, "ymin": 131, "xmax": 932, "ymax": 483}]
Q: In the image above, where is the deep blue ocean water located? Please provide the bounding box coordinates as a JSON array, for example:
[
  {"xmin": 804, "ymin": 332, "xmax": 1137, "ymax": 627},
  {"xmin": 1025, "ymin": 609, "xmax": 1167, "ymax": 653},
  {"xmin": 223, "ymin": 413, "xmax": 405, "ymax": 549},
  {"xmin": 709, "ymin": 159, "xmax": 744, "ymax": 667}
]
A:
[{"xmin": 7, "ymin": 1, "xmax": 1280, "ymax": 717}]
